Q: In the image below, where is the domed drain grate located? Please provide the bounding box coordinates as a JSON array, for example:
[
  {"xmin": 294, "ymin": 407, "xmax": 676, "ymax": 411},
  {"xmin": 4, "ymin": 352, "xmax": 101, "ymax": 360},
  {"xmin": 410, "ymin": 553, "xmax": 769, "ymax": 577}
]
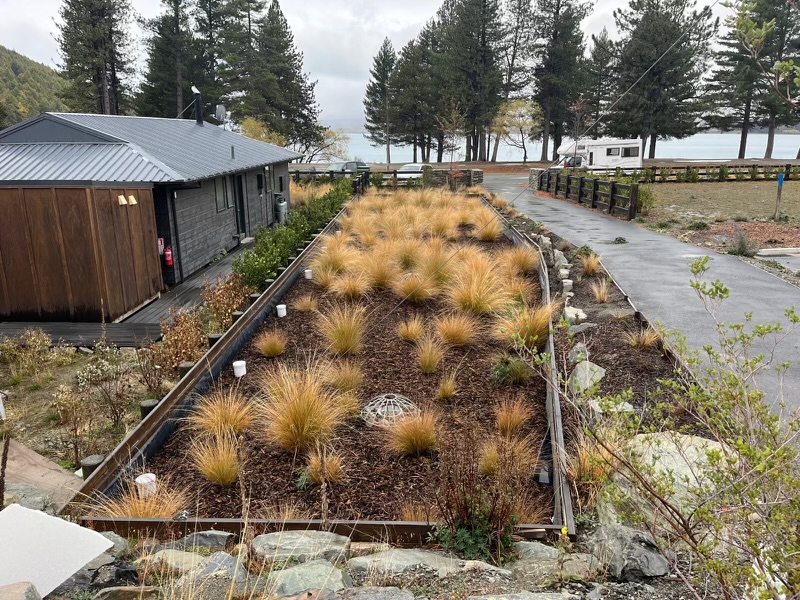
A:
[{"xmin": 361, "ymin": 393, "xmax": 419, "ymax": 427}]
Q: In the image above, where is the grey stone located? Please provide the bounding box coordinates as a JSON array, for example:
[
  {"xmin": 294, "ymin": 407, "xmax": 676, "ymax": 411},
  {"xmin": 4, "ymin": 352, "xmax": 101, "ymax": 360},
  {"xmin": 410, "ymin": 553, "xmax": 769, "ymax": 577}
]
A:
[
  {"xmin": 77, "ymin": 346, "xmax": 94, "ymax": 355},
  {"xmin": 2, "ymin": 482, "xmax": 52, "ymax": 513},
  {"xmin": 568, "ymin": 323, "xmax": 597, "ymax": 336},
  {"xmin": 174, "ymin": 552, "xmax": 249, "ymax": 600},
  {"xmin": 50, "ymin": 570, "xmax": 91, "ymax": 597},
  {"xmin": 338, "ymin": 587, "xmax": 414, "ymax": 600},
  {"xmin": 136, "ymin": 549, "xmax": 205, "ymax": 575},
  {"xmin": 467, "ymin": 593, "xmax": 577, "ymax": 600},
  {"xmin": 251, "ymin": 530, "xmax": 350, "ymax": 564},
  {"xmin": 554, "ymin": 249, "xmax": 570, "ymax": 271},
  {"xmin": 348, "ymin": 542, "xmax": 390, "ymax": 558},
  {"xmin": 561, "ymin": 279, "xmax": 573, "ymax": 294},
  {"xmin": 563, "ymin": 306, "xmax": 587, "ymax": 325},
  {"xmin": 591, "ymin": 524, "xmax": 669, "ymax": 581},
  {"xmin": 267, "ymin": 559, "xmax": 351, "ymax": 597},
  {"xmin": 92, "ymin": 586, "xmax": 162, "ymax": 600},
  {"xmin": 588, "ymin": 398, "xmax": 634, "ymax": 415},
  {"xmin": 567, "ymin": 343, "xmax": 588, "ymax": 366},
  {"xmin": 568, "ymin": 361, "xmax": 606, "ymax": 395},
  {"xmin": 100, "ymin": 532, "xmax": 130, "ymax": 558},
  {"xmin": 347, "ymin": 549, "xmax": 459, "ymax": 577},
  {"xmin": 0, "ymin": 582, "xmax": 41, "ymax": 600},
  {"xmin": 514, "ymin": 541, "xmax": 559, "ymax": 561},
  {"xmin": 560, "ymin": 553, "xmax": 601, "ymax": 581},
  {"xmin": 176, "ymin": 530, "xmax": 235, "ymax": 551},
  {"xmin": 558, "ymin": 268, "xmax": 571, "ymax": 280},
  {"xmin": 84, "ymin": 552, "xmax": 115, "ymax": 571}
]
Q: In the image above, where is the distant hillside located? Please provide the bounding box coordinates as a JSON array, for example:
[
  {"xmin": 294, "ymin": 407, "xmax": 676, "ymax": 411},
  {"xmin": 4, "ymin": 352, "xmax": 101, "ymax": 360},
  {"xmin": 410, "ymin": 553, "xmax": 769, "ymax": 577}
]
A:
[{"xmin": 0, "ymin": 46, "xmax": 66, "ymax": 128}]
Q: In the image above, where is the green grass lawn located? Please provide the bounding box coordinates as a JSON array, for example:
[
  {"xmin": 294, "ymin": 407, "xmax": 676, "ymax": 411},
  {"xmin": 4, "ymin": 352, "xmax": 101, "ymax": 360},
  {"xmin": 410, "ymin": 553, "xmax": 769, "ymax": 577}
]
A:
[{"xmin": 649, "ymin": 181, "xmax": 800, "ymax": 222}]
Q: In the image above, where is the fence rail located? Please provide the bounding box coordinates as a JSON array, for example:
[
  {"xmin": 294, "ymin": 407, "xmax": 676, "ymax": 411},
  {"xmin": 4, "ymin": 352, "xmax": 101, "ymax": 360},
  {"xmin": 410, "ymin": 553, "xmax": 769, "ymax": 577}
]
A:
[
  {"xmin": 538, "ymin": 170, "xmax": 639, "ymax": 221},
  {"xmin": 582, "ymin": 162, "xmax": 798, "ymax": 183}
]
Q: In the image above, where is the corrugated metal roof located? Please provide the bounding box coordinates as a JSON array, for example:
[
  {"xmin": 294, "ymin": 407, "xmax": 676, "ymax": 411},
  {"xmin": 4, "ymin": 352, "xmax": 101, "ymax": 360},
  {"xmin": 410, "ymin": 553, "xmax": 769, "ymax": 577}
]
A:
[
  {"xmin": 0, "ymin": 142, "xmax": 180, "ymax": 184},
  {"xmin": 51, "ymin": 113, "xmax": 301, "ymax": 182}
]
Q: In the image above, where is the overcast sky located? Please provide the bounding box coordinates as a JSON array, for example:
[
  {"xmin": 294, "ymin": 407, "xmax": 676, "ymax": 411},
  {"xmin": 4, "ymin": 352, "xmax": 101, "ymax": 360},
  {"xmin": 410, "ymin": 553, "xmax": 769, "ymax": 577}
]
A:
[{"xmin": 0, "ymin": 0, "xmax": 729, "ymax": 123}]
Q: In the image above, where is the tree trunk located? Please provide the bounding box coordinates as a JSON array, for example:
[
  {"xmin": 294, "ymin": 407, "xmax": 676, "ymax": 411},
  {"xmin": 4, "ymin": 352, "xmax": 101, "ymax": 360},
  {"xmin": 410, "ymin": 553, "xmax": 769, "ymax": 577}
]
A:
[
  {"xmin": 649, "ymin": 133, "xmax": 657, "ymax": 159},
  {"xmin": 552, "ymin": 123, "xmax": 562, "ymax": 162},
  {"xmin": 478, "ymin": 128, "xmax": 487, "ymax": 161},
  {"xmin": 540, "ymin": 104, "xmax": 551, "ymax": 162},
  {"xmin": 738, "ymin": 95, "xmax": 751, "ymax": 159},
  {"xmin": 522, "ymin": 136, "xmax": 527, "ymax": 164},
  {"xmin": 491, "ymin": 133, "xmax": 500, "ymax": 162},
  {"xmin": 437, "ymin": 132, "xmax": 444, "ymax": 163},
  {"xmin": 765, "ymin": 112, "xmax": 776, "ymax": 159},
  {"xmin": 413, "ymin": 134, "xmax": 418, "ymax": 163}
]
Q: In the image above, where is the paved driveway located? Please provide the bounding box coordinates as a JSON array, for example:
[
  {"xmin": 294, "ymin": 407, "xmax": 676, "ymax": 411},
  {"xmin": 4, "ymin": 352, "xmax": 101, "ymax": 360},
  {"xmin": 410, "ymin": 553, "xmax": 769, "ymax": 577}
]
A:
[{"xmin": 484, "ymin": 174, "xmax": 800, "ymax": 411}]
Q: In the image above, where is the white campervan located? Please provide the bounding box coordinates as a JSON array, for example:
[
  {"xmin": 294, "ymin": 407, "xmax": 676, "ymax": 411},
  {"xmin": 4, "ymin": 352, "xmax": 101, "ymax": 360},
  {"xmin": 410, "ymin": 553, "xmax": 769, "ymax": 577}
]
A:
[{"xmin": 556, "ymin": 138, "xmax": 643, "ymax": 171}]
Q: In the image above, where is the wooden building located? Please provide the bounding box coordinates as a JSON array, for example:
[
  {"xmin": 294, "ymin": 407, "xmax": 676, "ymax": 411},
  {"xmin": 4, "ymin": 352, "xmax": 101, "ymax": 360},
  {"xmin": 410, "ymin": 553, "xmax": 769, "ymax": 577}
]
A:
[{"xmin": 0, "ymin": 111, "xmax": 299, "ymax": 321}]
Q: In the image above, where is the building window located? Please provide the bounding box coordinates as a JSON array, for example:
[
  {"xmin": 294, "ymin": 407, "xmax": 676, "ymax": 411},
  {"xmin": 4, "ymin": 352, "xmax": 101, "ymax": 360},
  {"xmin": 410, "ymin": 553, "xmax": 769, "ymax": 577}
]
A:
[
  {"xmin": 622, "ymin": 147, "xmax": 639, "ymax": 158},
  {"xmin": 606, "ymin": 147, "xmax": 620, "ymax": 156},
  {"xmin": 214, "ymin": 177, "xmax": 227, "ymax": 212}
]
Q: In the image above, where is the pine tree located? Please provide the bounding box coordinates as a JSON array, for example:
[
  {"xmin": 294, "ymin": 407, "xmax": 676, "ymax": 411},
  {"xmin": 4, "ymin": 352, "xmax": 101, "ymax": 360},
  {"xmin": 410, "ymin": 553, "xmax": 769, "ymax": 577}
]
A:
[
  {"xmin": 57, "ymin": 0, "xmax": 132, "ymax": 114},
  {"xmin": 193, "ymin": 0, "xmax": 227, "ymax": 115},
  {"xmin": 533, "ymin": 0, "xmax": 590, "ymax": 161},
  {"xmin": 137, "ymin": 0, "xmax": 196, "ymax": 118},
  {"xmin": 583, "ymin": 28, "xmax": 615, "ymax": 139},
  {"xmin": 443, "ymin": 0, "xmax": 505, "ymax": 161},
  {"xmin": 220, "ymin": 0, "xmax": 265, "ymax": 118},
  {"xmin": 609, "ymin": 0, "xmax": 717, "ymax": 158},
  {"xmin": 363, "ymin": 38, "xmax": 397, "ymax": 164},
  {"xmin": 390, "ymin": 39, "xmax": 429, "ymax": 163}
]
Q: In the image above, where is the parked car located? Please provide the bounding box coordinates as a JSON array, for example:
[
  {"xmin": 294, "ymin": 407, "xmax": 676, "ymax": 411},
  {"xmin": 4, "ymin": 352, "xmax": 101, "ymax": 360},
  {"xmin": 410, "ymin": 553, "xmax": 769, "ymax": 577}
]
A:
[
  {"xmin": 396, "ymin": 163, "xmax": 432, "ymax": 181},
  {"xmin": 325, "ymin": 161, "xmax": 370, "ymax": 174}
]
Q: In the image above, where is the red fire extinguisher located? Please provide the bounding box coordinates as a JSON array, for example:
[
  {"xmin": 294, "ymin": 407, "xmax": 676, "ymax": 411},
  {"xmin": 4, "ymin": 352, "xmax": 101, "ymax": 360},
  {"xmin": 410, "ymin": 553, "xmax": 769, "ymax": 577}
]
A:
[{"xmin": 164, "ymin": 247, "xmax": 173, "ymax": 266}]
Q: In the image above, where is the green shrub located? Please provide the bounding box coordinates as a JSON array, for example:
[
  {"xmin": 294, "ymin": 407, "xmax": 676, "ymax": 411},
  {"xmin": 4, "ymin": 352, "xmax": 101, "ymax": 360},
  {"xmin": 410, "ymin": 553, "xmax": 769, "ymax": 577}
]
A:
[
  {"xmin": 764, "ymin": 166, "xmax": 775, "ymax": 180},
  {"xmin": 728, "ymin": 227, "xmax": 759, "ymax": 257},
  {"xmin": 706, "ymin": 167, "xmax": 719, "ymax": 182},
  {"xmin": 735, "ymin": 168, "xmax": 747, "ymax": 181},
  {"xmin": 636, "ymin": 185, "xmax": 656, "ymax": 215},
  {"xmin": 369, "ymin": 172, "xmax": 384, "ymax": 188},
  {"xmin": 790, "ymin": 166, "xmax": 800, "ymax": 180},
  {"xmin": 686, "ymin": 167, "xmax": 700, "ymax": 183},
  {"xmin": 675, "ymin": 170, "xmax": 687, "ymax": 183},
  {"xmin": 749, "ymin": 166, "xmax": 759, "ymax": 181},
  {"xmin": 719, "ymin": 165, "xmax": 729, "ymax": 181},
  {"xmin": 492, "ymin": 354, "xmax": 532, "ymax": 385},
  {"xmin": 658, "ymin": 167, "xmax": 673, "ymax": 182},
  {"xmin": 688, "ymin": 220, "xmax": 709, "ymax": 230}
]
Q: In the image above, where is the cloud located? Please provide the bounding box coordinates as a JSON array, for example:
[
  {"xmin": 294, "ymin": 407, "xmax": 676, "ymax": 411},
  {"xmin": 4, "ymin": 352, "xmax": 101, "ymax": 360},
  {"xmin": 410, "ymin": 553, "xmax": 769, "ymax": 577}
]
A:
[{"xmin": 2, "ymin": 0, "xmax": 731, "ymax": 122}]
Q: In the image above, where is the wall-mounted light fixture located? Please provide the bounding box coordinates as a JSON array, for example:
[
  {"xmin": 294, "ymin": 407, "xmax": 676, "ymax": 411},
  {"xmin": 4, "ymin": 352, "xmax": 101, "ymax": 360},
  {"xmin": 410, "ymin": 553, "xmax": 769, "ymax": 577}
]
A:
[
  {"xmin": 128, "ymin": 195, "xmax": 137, "ymax": 205},
  {"xmin": 117, "ymin": 195, "xmax": 127, "ymax": 205}
]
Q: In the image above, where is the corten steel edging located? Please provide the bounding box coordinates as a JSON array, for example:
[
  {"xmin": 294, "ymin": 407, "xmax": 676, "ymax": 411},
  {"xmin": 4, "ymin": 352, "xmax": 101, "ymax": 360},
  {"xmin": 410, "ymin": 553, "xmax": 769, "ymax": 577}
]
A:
[
  {"xmin": 65, "ymin": 204, "xmax": 349, "ymax": 511},
  {"xmin": 77, "ymin": 517, "xmax": 561, "ymax": 544},
  {"xmin": 65, "ymin": 192, "xmax": 564, "ymax": 543},
  {"xmin": 479, "ymin": 196, "xmax": 576, "ymax": 537}
]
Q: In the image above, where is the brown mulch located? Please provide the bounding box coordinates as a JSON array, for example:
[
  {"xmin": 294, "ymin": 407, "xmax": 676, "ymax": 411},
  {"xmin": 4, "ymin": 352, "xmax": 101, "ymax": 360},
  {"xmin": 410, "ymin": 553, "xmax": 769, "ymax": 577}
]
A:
[
  {"xmin": 146, "ymin": 242, "xmax": 552, "ymax": 521},
  {"xmin": 687, "ymin": 220, "xmax": 800, "ymax": 250}
]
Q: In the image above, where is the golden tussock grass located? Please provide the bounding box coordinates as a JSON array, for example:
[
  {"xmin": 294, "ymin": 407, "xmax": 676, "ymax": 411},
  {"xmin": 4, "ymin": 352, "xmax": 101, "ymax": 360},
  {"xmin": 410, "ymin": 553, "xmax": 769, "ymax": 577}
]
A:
[
  {"xmin": 496, "ymin": 397, "xmax": 533, "ymax": 437},
  {"xmin": 446, "ymin": 260, "xmax": 510, "ymax": 314},
  {"xmin": 310, "ymin": 243, "xmax": 359, "ymax": 274},
  {"xmin": 580, "ymin": 254, "xmax": 602, "ymax": 277},
  {"xmin": 258, "ymin": 501, "xmax": 312, "ymax": 521},
  {"xmin": 417, "ymin": 238, "xmax": 457, "ymax": 285},
  {"xmin": 435, "ymin": 371, "xmax": 458, "ymax": 401},
  {"xmin": 566, "ymin": 429, "xmax": 618, "ymax": 510},
  {"xmin": 191, "ymin": 434, "xmax": 240, "ymax": 486},
  {"xmin": 312, "ymin": 265, "xmax": 338, "ymax": 290},
  {"xmin": 324, "ymin": 359, "xmax": 363, "ymax": 392},
  {"xmin": 416, "ymin": 335, "xmax": 444, "ymax": 374},
  {"xmin": 504, "ymin": 277, "xmax": 538, "ymax": 305},
  {"xmin": 387, "ymin": 411, "xmax": 439, "ymax": 455},
  {"xmin": 496, "ymin": 246, "xmax": 540, "ymax": 276},
  {"xmin": 392, "ymin": 239, "xmax": 423, "ymax": 270},
  {"xmin": 494, "ymin": 302, "xmax": 557, "ymax": 349},
  {"xmin": 257, "ymin": 363, "xmax": 347, "ymax": 451},
  {"xmin": 253, "ymin": 329, "xmax": 288, "ymax": 357},
  {"xmin": 479, "ymin": 435, "xmax": 538, "ymax": 477},
  {"xmin": 434, "ymin": 313, "xmax": 479, "ymax": 346},
  {"xmin": 397, "ymin": 315, "xmax": 424, "ymax": 342},
  {"xmin": 471, "ymin": 209, "xmax": 503, "ymax": 242},
  {"xmin": 92, "ymin": 476, "xmax": 189, "ymax": 518},
  {"xmin": 317, "ymin": 303, "xmax": 366, "ymax": 354},
  {"xmin": 292, "ymin": 294, "xmax": 319, "ymax": 312},
  {"xmin": 624, "ymin": 327, "xmax": 661, "ymax": 349},
  {"xmin": 392, "ymin": 273, "xmax": 438, "ymax": 303},
  {"xmin": 337, "ymin": 390, "xmax": 361, "ymax": 416},
  {"xmin": 330, "ymin": 272, "xmax": 373, "ymax": 300},
  {"xmin": 185, "ymin": 388, "xmax": 254, "ymax": 437},
  {"xmin": 399, "ymin": 500, "xmax": 438, "ymax": 522},
  {"xmin": 306, "ymin": 448, "xmax": 346, "ymax": 484},
  {"xmin": 355, "ymin": 251, "xmax": 400, "ymax": 288},
  {"xmin": 590, "ymin": 279, "xmax": 611, "ymax": 304}
]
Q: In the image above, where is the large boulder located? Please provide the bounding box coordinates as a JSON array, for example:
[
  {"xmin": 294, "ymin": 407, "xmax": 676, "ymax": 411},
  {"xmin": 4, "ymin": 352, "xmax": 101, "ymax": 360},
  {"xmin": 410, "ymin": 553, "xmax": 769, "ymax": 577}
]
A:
[
  {"xmin": 251, "ymin": 531, "xmax": 351, "ymax": 564},
  {"xmin": 92, "ymin": 587, "xmax": 162, "ymax": 600},
  {"xmin": 100, "ymin": 532, "xmax": 131, "ymax": 559},
  {"xmin": 266, "ymin": 559, "xmax": 352, "ymax": 597},
  {"xmin": 514, "ymin": 541, "xmax": 559, "ymax": 561},
  {"xmin": 173, "ymin": 552, "xmax": 249, "ymax": 600},
  {"xmin": 346, "ymin": 549, "xmax": 506, "ymax": 579},
  {"xmin": 568, "ymin": 361, "xmax": 605, "ymax": 396},
  {"xmin": 136, "ymin": 549, "xmax": 205, "ymax": 576},
  {"xmin": 0, "ymin": 582, "xmax": 41, "ymax": 600},
  {"xmin": 175, "ymin": 531, "xmax": 235, "ymax": 552},
  {"xmin": 596, "ymin": 432, "xmax": 725, "ymax": 527},
  {"xmin": 591, "ymin": 524, "xmax": 669, "ymax": 581}
]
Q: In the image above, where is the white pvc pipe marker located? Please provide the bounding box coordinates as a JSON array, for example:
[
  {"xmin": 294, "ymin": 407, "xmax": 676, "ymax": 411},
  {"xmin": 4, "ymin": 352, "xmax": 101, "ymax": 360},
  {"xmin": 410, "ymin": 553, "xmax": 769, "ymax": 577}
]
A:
[
  {"xmin": 134, "ymin": 473, "xmax": 157, "ymax": 498},
  {"xmin": 304, "ymin": 269, "xmax": 313, "ymax": 280},
  {"xmin": 276, "ymin": 304, "xmax": 287, "ymax": 318},
  {"xmin": 233, "ymin": 360, "xmax": 247, "ymax": 378}
]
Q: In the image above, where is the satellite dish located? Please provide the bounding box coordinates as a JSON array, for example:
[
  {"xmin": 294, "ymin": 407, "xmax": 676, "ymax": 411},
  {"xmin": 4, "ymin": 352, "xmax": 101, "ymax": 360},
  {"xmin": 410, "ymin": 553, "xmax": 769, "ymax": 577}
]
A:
[{"xmin": 215, "ymin": 104, "xmax": 227, "ymax": 121}]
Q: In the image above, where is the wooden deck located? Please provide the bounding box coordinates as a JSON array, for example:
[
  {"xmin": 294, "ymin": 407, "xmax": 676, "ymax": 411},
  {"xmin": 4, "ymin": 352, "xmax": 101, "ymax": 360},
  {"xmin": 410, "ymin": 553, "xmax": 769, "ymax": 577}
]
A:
[
  {"xmin": 0, "ymin": 322, "xmax": 160, "ymax": 347},
  {"xmin": 125, "ymin": 240, "xmax": 252, "ymax": 325},
  {"xmin": 5, "ymin": 440, "xmax": 84, "ymax": 513}
]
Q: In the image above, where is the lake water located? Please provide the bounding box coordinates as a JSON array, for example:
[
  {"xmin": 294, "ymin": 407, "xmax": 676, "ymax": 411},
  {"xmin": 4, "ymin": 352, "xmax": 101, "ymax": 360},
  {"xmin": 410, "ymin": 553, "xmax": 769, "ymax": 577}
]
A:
[{"xmin": 340, "ymin": 132, "xmax": 800, "ymax": 163}]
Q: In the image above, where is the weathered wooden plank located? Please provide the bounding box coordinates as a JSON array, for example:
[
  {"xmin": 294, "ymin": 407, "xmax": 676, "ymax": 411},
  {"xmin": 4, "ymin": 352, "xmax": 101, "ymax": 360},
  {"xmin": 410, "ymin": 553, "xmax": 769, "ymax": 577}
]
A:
[
  {"xmin": 0, "ymin": 322, "xmax": 160, "ymax": 347},
  {"xmin": 5, "ymin": 440, "xmax": 84, "ymax": 513}
]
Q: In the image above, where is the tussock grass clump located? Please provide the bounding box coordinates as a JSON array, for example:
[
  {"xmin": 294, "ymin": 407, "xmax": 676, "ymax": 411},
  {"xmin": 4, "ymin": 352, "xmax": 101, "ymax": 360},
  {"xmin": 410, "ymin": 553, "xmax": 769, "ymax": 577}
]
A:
[
  {"xmin": 259, "ymin": 501, "xmax": 312, "ymax": 521},
  {"xmin": 185, "ymin": 388, "xmax": 254, "ymax": 437},
  {"xmin": 393, "ymin": 239, "xmax": 423, "ymax": 270},
  {"xmin": 496, "ymin": 397, "xmax": 532, "ymax": 437},
  {"xmin": 312, "ymin": 265, "xmax": 338, "ymax": 290},
  {"xmin": 579, "ymin": 254, "xmax": 601, "ymax": 277},
  {"xmin": 492, "ymin": 354, "xmax": 533, "ymax": 385},
  {"xmin": 471, "ymin": 209, "xmax": 503, "ymax": 241},
  {"xmin": 324, "ymin": 359, "xmax": 363, "ymax": 392},
  {"xmin": 258, "ymin": 363, "xmax": 346, "ymax": 451},
  {"xmin": 436, "ymin": 371, "xmax": 458, "ymax": 401},
  {"xmin": 392, "ymin": 273, "xmax": 438, "ymax": 303},
  {"xmin": 417, "ymin": 335, "xmax": 444, "ymax": 374},
  {"xmin": 293, "ymin": 294, "xmax": 319, "ymax": 312},
  {"xmin": 338, "ymin": 390, "xmax": 361, "ymax": 416},
  {"xmin": 590, "ymin": 279, "xmax": 610, "ymax": 304},
  {"xmin": 446, "ymin": 260, "xmax": 510, "ymax": 314},
  {"xmin": 494, "ymin": 303, "xmax": 557, "ymax": 349},
  {"xmin": 330, "ymin": 272, "xmax": 372, "ymax": 300},
  {"xmin": 504, "ymin": 277, "xmax": 538, "ymax": 305},
  {"xmin": 254, "ymin": 329, "xmax": 288, "ymax": 357},
  {"xmin": 434, "ymin": 313, "xmax": 479, "ymax": 346},
  {"xmin": 566, "ymin": 429, "xmax": 618, "ymax": 510},
  {"xmin": 399, "ymin": 501, "xmax": 437, "ymax": 523},
  {"xmin": 317, "ymin": 304, "xmax": 366, "ymax": 354},
  {"xmin": 306, "ymin": 449, "xmax": 345, "ymax": 484},
  {"xmin": 624, "ymin": 327, "xmax": 661, "ymax": 349},
  {"xmin": 479, "ymin": 436, "xmax": 537, "ymax": 477},
  {"xmin": 497, "ymin": 246, "xmax": 540, "ymax": 276},
  {"xmin": 310, "ymin": 244, "xmax": 358, "ymax": 275},
  {"xmin": 93, "ymin": 477, "xmax": 189, "ymax": 518},
  {"xmin": 397, "ymin": 315, "xmax": 424, "ymax": 342},
  {"xmin": 418, "ymin": 238, "xmax": 457, "ymax": 285},
  {"xmin": 191, "ymin": 434, "xmax": 240, "ymax": 486},
  {"xmin": 355, "ymin": 251, "xmax": 399, "ymax": 288},
  {"xmin": 388, "ymin": 411, "xmax": 439, "ymax": 455}
]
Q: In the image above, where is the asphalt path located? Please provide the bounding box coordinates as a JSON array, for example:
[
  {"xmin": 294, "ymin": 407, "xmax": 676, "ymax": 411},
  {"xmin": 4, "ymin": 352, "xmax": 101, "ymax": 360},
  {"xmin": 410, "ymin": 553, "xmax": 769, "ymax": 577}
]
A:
[{"xmin": 484, "ymin": 173, "xmax": 800, "ymax": 411}]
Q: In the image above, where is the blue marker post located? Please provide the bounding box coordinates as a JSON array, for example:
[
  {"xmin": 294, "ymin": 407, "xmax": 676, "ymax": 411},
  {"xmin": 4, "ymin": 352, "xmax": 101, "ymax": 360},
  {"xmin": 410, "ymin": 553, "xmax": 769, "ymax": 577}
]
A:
[{"xmin": 775, "ymin": 171, "xmax": 785, "ymax": 221}]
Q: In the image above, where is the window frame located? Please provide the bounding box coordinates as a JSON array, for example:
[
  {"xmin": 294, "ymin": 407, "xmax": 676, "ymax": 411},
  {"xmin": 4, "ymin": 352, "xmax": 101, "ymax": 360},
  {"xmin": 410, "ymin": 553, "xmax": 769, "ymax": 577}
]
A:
[
  {"xmin": 622, "ymin": 146, "xmax": 639, "ymax": 158},
  {"xmin": 606, "ymin": 147, "xmax": 621, "ymax": 156},
  {"xmin": 214, "ymin": 177, "xmax": 228, "ymax": 212}
]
